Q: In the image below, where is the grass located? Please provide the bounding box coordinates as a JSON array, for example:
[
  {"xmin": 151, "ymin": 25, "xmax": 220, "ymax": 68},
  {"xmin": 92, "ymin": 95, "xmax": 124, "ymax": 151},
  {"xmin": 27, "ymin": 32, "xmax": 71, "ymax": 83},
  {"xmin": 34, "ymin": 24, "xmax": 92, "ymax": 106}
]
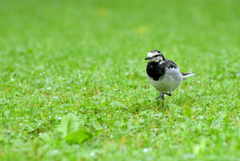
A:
[{"xmin": 0, "ymin": 0, "xmax": 240, "ymax": 160}]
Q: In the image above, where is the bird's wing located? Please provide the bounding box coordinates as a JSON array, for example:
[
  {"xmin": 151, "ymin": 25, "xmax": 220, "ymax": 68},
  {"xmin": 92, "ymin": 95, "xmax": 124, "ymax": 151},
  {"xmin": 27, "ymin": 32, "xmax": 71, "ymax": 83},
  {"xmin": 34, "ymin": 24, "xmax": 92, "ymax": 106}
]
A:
[{"xmin": 163, "ymin": 59, "xmax": 178, "ymax": 69}]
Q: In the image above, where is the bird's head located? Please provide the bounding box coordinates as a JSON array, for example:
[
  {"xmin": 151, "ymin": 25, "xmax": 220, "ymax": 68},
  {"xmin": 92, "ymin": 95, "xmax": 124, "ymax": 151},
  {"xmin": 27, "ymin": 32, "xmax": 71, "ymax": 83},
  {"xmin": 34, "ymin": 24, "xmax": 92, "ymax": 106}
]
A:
[{"xmin": 144, "ymin": 50, "xmax": 165, "ymax": 63}]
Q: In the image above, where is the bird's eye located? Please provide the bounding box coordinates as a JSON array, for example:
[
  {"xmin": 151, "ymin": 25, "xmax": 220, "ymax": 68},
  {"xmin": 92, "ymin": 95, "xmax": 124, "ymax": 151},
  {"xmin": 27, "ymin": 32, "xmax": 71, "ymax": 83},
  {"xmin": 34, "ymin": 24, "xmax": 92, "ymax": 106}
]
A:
[{"xmin": 153, "ymin": 54, "xmax": 161, "ymax": 57}]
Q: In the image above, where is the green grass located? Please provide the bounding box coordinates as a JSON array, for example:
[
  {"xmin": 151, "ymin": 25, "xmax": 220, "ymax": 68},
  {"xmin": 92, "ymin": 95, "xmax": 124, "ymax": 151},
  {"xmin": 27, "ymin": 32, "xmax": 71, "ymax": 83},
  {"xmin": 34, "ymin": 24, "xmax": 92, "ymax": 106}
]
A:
[{"xmin": 0, "ymin": 0, "xmax": 240, "ymax": 160}]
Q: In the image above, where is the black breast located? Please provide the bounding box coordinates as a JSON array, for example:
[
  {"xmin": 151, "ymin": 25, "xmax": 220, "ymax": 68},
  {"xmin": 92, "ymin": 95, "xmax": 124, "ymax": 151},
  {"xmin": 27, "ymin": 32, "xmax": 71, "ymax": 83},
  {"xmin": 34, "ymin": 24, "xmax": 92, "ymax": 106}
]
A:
[
  {"xmin": 146, "ymin": 60, "xmax": 177, "ymax": 81},
  {"xmin": 146, "ymin": 62, "xmax": 165, "ymax": 80}
]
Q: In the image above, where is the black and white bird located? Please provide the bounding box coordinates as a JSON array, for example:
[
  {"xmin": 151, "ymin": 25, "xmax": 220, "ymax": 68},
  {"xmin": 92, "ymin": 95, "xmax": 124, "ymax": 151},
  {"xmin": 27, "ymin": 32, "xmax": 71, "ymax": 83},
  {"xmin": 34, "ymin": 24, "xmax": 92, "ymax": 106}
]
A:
[{"xmin": 145, "ymin": 50, "xmax": 196, "ymax": 105}]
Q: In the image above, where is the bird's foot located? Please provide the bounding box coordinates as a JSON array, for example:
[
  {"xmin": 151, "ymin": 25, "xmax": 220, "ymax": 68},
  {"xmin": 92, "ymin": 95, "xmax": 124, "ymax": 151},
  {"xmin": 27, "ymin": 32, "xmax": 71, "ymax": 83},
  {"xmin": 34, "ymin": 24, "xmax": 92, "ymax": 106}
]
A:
[
  {"xmin": 156, "ymin": 92, "xmax": 172, "ymax": 107},
  {"xmin": 156, "ymin": 92, "xmax": 171, "ymax": 100},
  {"xmin": 156, "ymin": 92, "xmax": 164, "ymax": 100}
]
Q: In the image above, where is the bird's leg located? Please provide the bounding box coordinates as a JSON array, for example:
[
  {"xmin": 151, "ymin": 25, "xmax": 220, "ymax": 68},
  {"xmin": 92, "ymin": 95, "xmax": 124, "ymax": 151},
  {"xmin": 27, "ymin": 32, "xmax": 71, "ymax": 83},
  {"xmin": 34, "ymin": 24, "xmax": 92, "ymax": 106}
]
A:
[
  {"xmin": 156, "ymin": 92, "xmax": 165, "ymax": 100},
  {"xmin": 156, "ymin": 92, "xmax": 172, "ymax": 100},
  {"xmin": 156, "ymin": 91, "xmax": 172, "ymax": 107},
  {"xmin": 165, "ymin": 93, "xmax": 172, "ymax": 97}
]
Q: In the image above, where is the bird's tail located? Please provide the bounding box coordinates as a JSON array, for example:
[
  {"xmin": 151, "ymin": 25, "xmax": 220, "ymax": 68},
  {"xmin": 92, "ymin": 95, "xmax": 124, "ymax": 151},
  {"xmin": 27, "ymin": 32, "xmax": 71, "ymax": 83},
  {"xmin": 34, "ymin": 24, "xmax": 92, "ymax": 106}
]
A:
[{"xmin": 182, "ymin": 73, "xmax": 197, "ymax": 80}]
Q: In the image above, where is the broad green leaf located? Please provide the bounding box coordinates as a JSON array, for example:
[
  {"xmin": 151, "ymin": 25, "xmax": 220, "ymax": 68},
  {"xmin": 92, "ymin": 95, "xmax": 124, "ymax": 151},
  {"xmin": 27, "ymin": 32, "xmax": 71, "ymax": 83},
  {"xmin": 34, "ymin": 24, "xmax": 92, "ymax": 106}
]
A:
[
  {"xmin": 56, "ymin": 113, "xmax": 79, "ymax": 138},
  {"xmin": 64, "ymin": 129, "xmax": 92, "ymax": 144},
  {"xmin": 218, "ymin": 113, "xmax": 227, "ymax": 120},
  {"xmin": 39, "ymin": 133, "xmax": 51, "ymax": 142}
]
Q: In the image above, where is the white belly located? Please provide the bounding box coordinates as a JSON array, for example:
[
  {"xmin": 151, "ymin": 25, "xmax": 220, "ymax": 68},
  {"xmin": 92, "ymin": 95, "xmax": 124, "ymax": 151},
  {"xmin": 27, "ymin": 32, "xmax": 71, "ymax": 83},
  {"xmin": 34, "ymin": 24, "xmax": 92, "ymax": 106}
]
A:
[{"xmin": 147, "ymin": 68, "xmax": 183, "ymax": 92}]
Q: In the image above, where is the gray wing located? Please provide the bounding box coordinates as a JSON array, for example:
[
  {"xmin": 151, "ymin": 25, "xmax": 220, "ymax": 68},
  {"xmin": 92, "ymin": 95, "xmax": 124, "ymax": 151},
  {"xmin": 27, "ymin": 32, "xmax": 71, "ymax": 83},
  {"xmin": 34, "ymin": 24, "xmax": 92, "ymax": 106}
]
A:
[{"xmin": 163, "ymin": 59, "xmax": 178, "ymax": 69}]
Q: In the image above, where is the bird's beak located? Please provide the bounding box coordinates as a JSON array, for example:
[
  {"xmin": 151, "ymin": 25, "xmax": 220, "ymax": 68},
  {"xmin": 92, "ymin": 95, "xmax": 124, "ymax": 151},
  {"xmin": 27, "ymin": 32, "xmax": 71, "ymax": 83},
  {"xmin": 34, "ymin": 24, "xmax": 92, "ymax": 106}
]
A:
[{"xmin": 144, "ymin": 57, "xmax": 151, "ymax": 60}]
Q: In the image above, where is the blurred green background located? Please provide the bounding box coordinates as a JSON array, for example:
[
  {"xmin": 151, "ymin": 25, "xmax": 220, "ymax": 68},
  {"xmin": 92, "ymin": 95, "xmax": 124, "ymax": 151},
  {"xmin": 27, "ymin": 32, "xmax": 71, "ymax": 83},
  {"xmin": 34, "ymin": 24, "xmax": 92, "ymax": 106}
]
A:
[{"xmin": 0, "ymin": 0, "xmax": 240, "ymax": 160}]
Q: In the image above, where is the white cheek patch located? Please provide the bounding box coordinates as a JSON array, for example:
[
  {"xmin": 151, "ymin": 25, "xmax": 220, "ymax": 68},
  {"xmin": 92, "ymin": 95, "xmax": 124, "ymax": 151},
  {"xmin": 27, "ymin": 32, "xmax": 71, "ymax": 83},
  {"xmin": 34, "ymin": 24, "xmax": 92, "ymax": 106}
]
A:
[
  {"xmin": 147, "ymin": 51, "xmax": 158, "ymax": 58},
  {"xmin": 149, "ymin": 56, "xmax": 162, "ymax": 63}
]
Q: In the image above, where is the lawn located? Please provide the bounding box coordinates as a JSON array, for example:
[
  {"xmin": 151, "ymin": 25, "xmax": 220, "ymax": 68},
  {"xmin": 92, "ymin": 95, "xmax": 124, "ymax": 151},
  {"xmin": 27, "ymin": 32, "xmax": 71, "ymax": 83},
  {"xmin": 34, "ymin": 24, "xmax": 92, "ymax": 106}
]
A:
[{"xmin": 0, "ymin": 0, "xmax": 240, "ymax": 160}]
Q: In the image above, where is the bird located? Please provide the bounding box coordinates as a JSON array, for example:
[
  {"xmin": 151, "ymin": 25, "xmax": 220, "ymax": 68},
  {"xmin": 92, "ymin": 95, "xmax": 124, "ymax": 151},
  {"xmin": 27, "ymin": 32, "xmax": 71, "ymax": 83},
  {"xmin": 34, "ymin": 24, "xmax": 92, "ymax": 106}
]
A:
[{"xmin": 145, "ymin": 50, "xmax": 196, "ymax": 106}]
